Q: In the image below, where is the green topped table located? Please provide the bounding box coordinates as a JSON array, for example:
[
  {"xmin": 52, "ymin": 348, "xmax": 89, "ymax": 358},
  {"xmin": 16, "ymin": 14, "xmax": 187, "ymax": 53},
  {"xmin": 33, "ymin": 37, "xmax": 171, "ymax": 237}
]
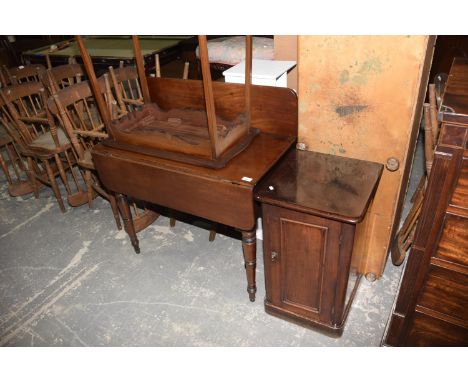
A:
[{"xmin": 22, "ymin": 35, "xmax": 194, "ymax": 75}]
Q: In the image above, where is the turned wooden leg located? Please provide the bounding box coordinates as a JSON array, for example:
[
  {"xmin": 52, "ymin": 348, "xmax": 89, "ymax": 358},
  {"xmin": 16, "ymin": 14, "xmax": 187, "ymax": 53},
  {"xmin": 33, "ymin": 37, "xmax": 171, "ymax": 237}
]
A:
[
  {"xmin": 26, "ymin": 157, "xmax": 39, "ymax": 199},
  {"xmin": 116, "ymin": 193, "xmax": 140, "ymax": 254},
  {"xmin": 6, "ymin": 144, "xmax": 21, "ymax": 180},
  {"xmin": 44, "ymin": 159, "xmax": 66, "ymax": 213},
  {"xmin": 54, "ymin": 154, "xmax": 72, "ymax": 195},
  {"xmin": 0, "ymin": 151, "xmax": 12, "ymax": 185},
  {"xmin": 108, "ymin": 192, "xmax": 122, "ymax": 231},
  {"xmin": 85, "ymin": 170, "xmax": 94, "ymax": 208},
  {"xmin": 241, "ymin": 230, "xmax": 257, "ymax": 302},
  {"xmin": 209, "ymin": 223, "xmax": 217, "ymax": 242}
]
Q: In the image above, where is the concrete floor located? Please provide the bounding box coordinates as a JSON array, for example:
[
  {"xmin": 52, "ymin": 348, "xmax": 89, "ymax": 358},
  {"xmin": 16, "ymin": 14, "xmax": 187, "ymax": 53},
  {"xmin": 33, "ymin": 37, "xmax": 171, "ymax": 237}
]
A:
[{"xmin": 0, "ymin": 137, "xmax": 425, "ymax": 346}]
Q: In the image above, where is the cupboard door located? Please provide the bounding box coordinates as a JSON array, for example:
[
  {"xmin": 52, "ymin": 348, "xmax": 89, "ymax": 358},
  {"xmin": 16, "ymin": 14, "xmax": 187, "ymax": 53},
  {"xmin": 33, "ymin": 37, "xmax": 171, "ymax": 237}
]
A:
[{"xmin": 263, "ymin": 204, "xmax": 342, "ymax": 325}]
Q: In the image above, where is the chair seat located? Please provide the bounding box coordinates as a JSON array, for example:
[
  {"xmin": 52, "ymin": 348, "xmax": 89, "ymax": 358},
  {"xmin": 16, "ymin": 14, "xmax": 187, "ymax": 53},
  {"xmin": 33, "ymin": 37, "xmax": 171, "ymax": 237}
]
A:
[{"xmin": 29, "ymin": 128, "xmax": 70, "ymax": 151}]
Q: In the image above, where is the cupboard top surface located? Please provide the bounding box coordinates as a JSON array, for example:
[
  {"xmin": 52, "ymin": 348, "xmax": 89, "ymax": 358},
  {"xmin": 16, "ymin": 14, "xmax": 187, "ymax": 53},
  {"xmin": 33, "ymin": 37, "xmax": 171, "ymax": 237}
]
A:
[{"xmin": 255, "ymin": 149, "xmax": 383, "ymax": 223}]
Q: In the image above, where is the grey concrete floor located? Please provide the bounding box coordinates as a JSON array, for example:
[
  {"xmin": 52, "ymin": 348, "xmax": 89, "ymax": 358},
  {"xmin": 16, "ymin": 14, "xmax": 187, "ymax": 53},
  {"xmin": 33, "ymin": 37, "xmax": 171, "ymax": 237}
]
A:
[{"xmin": 0, "ymin": 138, "xmax": 425, "ymax": 346}]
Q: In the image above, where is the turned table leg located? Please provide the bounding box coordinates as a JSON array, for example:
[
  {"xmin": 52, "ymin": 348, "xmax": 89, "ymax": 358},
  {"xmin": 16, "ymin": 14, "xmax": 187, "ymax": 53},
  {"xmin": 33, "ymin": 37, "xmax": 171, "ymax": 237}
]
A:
[
  {"xmin": 116, "ymin": 193, "xmax": 140, "ymax": 254},
  {"xmin": 242, "ymin": 230, "xmax": 257, "ymax": 302}
]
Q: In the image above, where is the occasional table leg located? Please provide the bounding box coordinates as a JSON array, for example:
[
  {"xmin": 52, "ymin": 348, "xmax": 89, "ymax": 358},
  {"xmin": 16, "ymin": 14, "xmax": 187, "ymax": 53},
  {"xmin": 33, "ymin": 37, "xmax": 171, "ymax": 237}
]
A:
[
  {"xmin": 116, "ymin": 193, "xmax": 140, "ymax": 254},
  {"xmin": 241, "ymin": 230, "xmax": 257, "ymax": 302}
]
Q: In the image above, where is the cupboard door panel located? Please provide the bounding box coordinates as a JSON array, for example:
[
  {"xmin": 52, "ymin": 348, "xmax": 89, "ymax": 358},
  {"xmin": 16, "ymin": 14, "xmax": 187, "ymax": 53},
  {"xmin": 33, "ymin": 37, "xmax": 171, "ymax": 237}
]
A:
[{"xmin": 280, "ymin": 218, "xmax": 327, "ymax": 313}]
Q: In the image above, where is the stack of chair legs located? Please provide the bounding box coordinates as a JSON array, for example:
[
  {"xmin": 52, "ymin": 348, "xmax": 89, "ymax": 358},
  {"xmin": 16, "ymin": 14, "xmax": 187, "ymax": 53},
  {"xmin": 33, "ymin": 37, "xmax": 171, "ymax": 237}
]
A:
[
  {"xmin": 391, "ymin": 84, "xmax": 439, "ymax": 265},
  {"xmin": 0, "ymin": 122, "xmax": 36, "ymax": 196}
]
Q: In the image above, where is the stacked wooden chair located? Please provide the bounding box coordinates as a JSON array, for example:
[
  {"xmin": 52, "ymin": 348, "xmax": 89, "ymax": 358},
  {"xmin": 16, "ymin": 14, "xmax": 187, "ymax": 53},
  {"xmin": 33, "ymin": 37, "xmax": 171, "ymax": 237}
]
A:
[
  {"xmin": 41, "ymin": 63, "xmax": 85, "ymax": 95},
  {"xmin": 0, "ymin": 80, "xmax": 87, "ymax": 212},
  {"xmin": 7, "ymin": 64, "xmax": 46, "ymax": 85},
  {"xmin": 45, "ymin": 77, "xmax": 122, "ymax": 228},
  {"xmin": 391, "ymin": 83, "xmax": 440, "ymax": 265}
]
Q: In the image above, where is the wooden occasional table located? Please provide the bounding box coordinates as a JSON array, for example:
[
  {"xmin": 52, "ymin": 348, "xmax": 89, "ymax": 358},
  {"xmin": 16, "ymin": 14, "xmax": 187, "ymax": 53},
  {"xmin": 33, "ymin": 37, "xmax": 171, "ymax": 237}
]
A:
[{"xmin": 255, "ymin": 149, "xmax": 382, "ymax": 335}]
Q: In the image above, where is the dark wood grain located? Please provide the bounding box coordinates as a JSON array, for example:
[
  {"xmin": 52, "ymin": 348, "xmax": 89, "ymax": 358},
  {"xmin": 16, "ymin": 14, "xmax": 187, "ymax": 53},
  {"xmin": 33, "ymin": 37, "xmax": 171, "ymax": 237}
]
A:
[
  {"xmin": 255, "ymin": 149, "xmax": 383, "ymax": 224},
  {"xmin": 383, "ymin": 58, "xmax": 468, "ymax": 346},
  {"xmin": 147, "ymin": 77, "xmax": 298, "ymax": 137}
]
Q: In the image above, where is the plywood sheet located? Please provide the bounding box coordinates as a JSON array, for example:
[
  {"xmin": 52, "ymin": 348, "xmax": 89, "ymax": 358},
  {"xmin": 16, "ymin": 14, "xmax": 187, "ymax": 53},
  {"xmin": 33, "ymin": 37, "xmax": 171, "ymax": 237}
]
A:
[{"xmin": 298, "ymin": 36, "xmax": 434, "ymax": 277}]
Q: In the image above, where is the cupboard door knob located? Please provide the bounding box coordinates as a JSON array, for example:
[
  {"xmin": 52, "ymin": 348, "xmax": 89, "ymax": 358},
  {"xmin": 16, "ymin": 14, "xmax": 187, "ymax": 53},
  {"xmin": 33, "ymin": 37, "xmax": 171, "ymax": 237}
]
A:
[{"xmin": 271, "ymin": 251, "xmax": 279, "ymax": 262}]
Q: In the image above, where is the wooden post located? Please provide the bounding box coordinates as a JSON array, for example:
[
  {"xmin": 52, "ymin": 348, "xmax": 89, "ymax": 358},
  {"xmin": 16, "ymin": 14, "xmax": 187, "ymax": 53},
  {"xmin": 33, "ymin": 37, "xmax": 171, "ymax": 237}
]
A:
[
  {"xmin": 198, "ymin": 35, "xmax": 218, "ymax": 159},
  {"xmin": 244, "ymin": 36, "xmax": 252, "ymax": 131},
  {"xmin": 45, "ymin": 54, "xmax": 52, "ymax": 70},
  {"xmin": 423, "ymin": 103, "xmax": 434, "ymax": 175},
  {"xmin": 428, "ymin": 84, "xmax": 439, "ymax": 143},
  {"xmin": 155, "ymin": 54, "xmax": 161, "ymax": 77},
  {"xmin": 132, "ymin": 36, "xmax": 151, "ymax": 104},
  {"xmin": 75, "ymin": 35, "xmax": 113, "ymax": 139},
  {"xmin": 182, "ymin": 62, "xmax": 189, "ymax": 80}
]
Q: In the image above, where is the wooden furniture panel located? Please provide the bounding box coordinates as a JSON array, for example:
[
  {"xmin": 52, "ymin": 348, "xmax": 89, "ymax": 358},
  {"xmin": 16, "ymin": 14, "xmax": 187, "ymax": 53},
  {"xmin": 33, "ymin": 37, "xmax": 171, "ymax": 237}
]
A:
[
  {"xmin": 297, "ymin": 36, "xmax": 436, "ymax": 278},
  {"xmin": 450, "ymin": 157, "xmax": 468, "ymax": 209},
  {"xmin": 435, "ymin": 214, "xmax": 468, "ymax": 267},
  {"xmin": 256, "ymin": 149, "xmax": 382, "ymax": 335},
  {"xmin": 383, "ymin": 58, "xmax": 468, "ymax": 346},
  {"xmin": 147, "ymin": 77, "xmax": 298, "ymax": 137},
  {"xmin": 93, "ymin": 145, "xmax": 255, "ymax": 231},
  {"xmin": 262, "ymin": 205, "xmax": 345, "ymax": 324},
  {"xmin": 405, "ymin": 311, "xmax": 468, "ymax": 346},
  {"xmin": 418, "ymin": 265, "xmax": 468, "ymax": 322}
]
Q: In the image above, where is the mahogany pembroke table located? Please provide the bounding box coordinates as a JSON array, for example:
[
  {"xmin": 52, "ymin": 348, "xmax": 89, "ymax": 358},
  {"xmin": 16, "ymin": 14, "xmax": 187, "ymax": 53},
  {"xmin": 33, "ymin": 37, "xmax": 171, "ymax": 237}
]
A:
[{"xmin": 91, "ymin": 77, "xmax": 298, "ymax": 302}]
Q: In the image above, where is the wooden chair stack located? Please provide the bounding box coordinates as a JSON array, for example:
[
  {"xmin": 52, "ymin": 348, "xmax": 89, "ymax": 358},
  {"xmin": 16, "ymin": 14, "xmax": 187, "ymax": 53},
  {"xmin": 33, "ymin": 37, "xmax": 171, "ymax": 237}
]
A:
[
  {"xmin": 0, "ymin": 122, "xmax": 31, "ymax": 195},
  {"xmin": 41, "ymin": 63, "xmax": 85, "ymax": 95},
  {"xmin": 0, "ymin": 80, "xmax": 87, "ymax": 212},
  {"xmin": 6, "ymin": 64, "xmax": 46, "ymax": 85},
  {"xmin": 46, "ymin": 77, "xmax": 126, "ymax": 228},
  {"xmin": 391, "ymin": 84, "xmax": 440, "ymax": 265}
]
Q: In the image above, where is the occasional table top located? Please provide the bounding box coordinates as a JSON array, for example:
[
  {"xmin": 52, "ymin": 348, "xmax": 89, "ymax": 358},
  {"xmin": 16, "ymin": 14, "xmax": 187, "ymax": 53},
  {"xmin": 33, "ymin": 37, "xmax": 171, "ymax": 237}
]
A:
[
  {"xmin": 93, "ymin": 132, "xmax": 295, "ymax": 188},
  {"xmin": 255, "ymin": 149, "xmax": 383, "ymax": 223}
]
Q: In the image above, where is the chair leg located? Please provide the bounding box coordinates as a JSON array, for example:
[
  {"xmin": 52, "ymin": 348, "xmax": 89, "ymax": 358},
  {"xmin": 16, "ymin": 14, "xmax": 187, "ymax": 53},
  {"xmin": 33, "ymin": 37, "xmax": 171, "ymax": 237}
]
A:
[
  {"xmin": 6, "ymin": 144, "xmax": 21, "ymax": 180},
  {"xmin": 116, "ymin": 193, "xmax": 140, "ymax": 253},
  {"xmin": 43, "ymin": 159, "xmax": 66, "ymax": 213},
  {"xmin": 26, "ymin": 157, "xmax": 39, "ymax": 199},
  {"xmin": 0, "ymin": 150, "xmax": 12, "ymax": 185},
  {"xmin": 209, "ymin": 224, "xmax": 217, "ymax": 242},
  {"xmin": 108, "ymin": 192, "xmax": 122, "ymax": 231},
  {"xmin": 85, "ymin": 170, "xmax": 94, "ymax": 208},
  {"xmin": 54, "ymin": 154, "xmax": 72, "ymax": 195}
]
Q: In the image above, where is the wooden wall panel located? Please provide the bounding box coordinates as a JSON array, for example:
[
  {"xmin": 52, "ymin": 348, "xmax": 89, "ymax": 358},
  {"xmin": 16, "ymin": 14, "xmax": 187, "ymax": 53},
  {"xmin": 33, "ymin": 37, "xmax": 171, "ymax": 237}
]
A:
[{"xmin": 298, "ymin": 36, "xmax": 435, "ymax": 278}]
